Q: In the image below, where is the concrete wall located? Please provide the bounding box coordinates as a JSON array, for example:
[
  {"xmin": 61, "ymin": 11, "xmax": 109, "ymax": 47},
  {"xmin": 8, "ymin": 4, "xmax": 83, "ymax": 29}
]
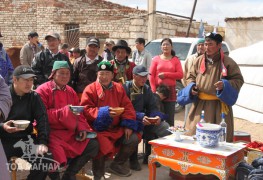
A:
[
  {"xmin": 225, "ymin": 17, "xmax": 263, "ymax": 50},
  {"xmin": 0, "ymin": 0, "xmax": 221, "ymax": 51}
]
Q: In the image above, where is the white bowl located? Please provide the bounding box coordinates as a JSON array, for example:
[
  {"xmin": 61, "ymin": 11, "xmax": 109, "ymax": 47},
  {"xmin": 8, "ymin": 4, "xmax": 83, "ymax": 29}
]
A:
[
  {"xmin": 13, "ymin": 120, "xmax": 30, "ymax": 130},
  {"xmin": 196, "ymin": 123, "xmax": 222, "ymax": 147},
  {"xmin": 167, "ymin": 128, "xmax": 187, "ymax": 142}
]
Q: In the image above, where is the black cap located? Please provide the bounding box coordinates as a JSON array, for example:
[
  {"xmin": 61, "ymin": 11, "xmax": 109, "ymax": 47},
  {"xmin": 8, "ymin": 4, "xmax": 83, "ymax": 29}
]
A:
[
  {"xmin": 132, "ymin": 65, "xmax": 149, "ymax": 76},
  {"xmin": 72, "ymin": 47, "xmax": 81, "ymax": 53},
  {"xmin": 28, "ymin": 31, "xmax": 39, "ymax": 38},
  {"xmin": 13, "ymin": 65, "xmax": 36, "ymax": 79},
  {"xmin": 87, "ymin": 37, "xmax": 100, "ymax": 47},
  {"xmin": 205, "ymin": 32, "xmax": 223, "ymax": 43}
]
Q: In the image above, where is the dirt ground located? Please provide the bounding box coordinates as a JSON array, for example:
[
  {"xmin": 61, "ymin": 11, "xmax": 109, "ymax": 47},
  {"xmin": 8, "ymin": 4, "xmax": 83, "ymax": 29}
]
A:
[
  {"xmin": 174, "ymin": 110, "xmax": 263, "ymax": 142},
  {"xmin": 14, "ymin": 110, "xmax": 263, "ymax": 180}
]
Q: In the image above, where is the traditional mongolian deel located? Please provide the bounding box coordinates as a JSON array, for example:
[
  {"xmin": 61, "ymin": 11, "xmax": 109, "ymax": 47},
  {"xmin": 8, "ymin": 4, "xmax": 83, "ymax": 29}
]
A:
[
  {"xmin": 185, "ymin": 50, "xmax": 244, "ymax": 142},
  {"xmin": 80, "ymin": 80, "xmax": 137, "ymax": 158},
  {"xmin": 36, "ymin": 81, "xmax": 92, "ymax": 164}
]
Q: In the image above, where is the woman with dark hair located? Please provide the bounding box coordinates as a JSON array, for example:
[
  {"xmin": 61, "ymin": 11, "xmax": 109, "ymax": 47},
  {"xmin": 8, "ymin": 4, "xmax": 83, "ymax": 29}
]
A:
[{"xmin": 149, "ymin": 38, "xmax": 183, "ymax": 126}]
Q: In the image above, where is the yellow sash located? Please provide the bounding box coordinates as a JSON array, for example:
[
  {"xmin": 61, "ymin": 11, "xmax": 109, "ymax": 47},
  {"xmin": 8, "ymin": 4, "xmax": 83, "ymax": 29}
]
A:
[{"xmin": 198, "ymin": 92, "xmax": 229, "ymax": 114}]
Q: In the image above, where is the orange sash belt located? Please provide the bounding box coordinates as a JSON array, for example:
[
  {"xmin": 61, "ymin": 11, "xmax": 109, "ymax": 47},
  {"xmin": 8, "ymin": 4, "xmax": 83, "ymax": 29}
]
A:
[{"xmin": 198, "ymin": 92, "xmax": 229, "ymax": 114}]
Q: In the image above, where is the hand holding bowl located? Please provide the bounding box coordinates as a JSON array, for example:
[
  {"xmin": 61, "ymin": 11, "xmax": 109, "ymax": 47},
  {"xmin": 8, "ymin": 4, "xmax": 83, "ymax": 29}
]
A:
[
  {"xmin": 110, "ymin": 107, "xmax": 124, "ymax": 116},
  {"xmin": 145, "ymin": 117, "xmax": 159, "ymax": 124},
  {"xmin": 13, "ymin": 120, "xmax": 30, "ymax": 130},
  {"xmin": 69, "ymin": 106, "xmax": 84, "ymax": 115}
]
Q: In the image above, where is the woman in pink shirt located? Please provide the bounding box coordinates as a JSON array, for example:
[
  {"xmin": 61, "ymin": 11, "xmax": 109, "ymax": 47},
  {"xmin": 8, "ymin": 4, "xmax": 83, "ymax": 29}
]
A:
[{"xmin": 149, "ymin": 38, "xmax": 183, "ymax": 126}]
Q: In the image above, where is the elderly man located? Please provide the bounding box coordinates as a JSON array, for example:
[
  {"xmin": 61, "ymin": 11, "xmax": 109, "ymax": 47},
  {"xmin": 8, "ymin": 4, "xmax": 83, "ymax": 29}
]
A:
[
  {"xmin": 111, "ymin": 39, "xmax": 135, "ymax": 84},
  {"xmin": 80, "ymin": 61, "xmax": 138, "ymax": 179},
  {"xmin": 0, "ymin": 75, "xmax": 12, "ymax": 180},
  {"xmin": 36, "ymin": 61, "xmax": 99, "ymax": 180},
  {"xmin": 184, "ymin": 32, "xmax": 244, "ymax": 142},
  {"xmin": 0, "ymin": 65, "xmax": 51, "ymax": 180},
  {"xmin": 32, "ymin": 31, "xmax": 73, "ymax": 88},
  {"xmin": 73, "ymin": 37, "xmax": 103, "ymax": 99},
  {"xmin": 20, "ymin": 31, "xmax": 43, "ymax": 66},
  {"xmin": 123, "ymin": 65, "xmax": 170, "ymax": 170},
  {"xmin": 182, "ymin": 38, "xmax": 205, "ymax": 127}
]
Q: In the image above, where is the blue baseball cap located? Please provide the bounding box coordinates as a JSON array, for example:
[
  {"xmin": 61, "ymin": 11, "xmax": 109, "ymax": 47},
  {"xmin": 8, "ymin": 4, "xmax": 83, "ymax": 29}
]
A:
[{"xmin": 132, "ymin": 65, "xmax": 149, "ymax": 76}]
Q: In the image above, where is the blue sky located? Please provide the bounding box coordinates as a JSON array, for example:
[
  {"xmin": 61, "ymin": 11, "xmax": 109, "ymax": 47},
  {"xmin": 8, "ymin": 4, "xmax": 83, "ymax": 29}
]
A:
[{"xmin": 107, "ymin": 0, "xmax": 263, "ymax": 26}]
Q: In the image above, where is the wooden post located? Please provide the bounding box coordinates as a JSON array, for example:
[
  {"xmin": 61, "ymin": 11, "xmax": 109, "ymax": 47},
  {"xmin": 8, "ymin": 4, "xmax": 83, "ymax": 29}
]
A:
[
  {"xmin": 186, "ymin": 0, "xmax": 198, "ymax": 37},
  {"xmin": 148, "ymin": 0, "xmax": 156, "ymax": 41}
]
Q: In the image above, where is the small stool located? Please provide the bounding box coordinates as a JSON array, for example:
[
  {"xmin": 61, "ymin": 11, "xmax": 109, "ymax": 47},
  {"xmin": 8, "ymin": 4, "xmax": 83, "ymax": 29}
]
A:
[{"xmin": 233, "ymin": 131, "xmax": 251, "ymax": 143}]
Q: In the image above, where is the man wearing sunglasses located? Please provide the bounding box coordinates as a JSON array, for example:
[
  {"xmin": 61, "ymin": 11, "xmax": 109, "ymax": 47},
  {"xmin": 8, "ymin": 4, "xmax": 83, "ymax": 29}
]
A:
[{"xmin": 183, "ymin": 32, "xmax": 244, "ymax": 142}]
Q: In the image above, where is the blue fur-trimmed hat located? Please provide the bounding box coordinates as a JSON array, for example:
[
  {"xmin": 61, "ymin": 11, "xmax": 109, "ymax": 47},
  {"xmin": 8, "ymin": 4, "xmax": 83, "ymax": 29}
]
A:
[{"xmin": 97, "ymin": 61, "xmax": 114, "ymax": 72}]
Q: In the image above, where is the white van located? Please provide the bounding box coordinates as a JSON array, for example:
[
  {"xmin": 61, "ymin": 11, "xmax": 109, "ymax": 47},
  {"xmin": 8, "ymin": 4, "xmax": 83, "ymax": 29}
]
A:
[{"xmin": 145, "ymin": 37, "xmax": 231, "ymax": 112}]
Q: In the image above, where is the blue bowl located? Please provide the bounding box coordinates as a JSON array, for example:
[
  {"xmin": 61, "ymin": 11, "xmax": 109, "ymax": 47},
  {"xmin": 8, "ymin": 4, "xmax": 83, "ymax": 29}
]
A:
[{"xmin": 196, "ymin": 123, "xmax": 221, "ymax": 147}]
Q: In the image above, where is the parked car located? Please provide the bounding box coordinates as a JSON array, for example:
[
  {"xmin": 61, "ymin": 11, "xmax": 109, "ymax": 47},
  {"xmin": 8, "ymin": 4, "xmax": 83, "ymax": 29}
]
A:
[{"xmin": 145, "ymin": 37, "xmax": 231, "ymax": 113}]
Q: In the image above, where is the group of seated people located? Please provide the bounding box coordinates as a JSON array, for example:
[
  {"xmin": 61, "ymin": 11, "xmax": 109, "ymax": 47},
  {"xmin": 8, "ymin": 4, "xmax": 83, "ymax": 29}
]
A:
[{"xmin": 0, "ymin": 60, "xmax": 171, "ymax": 180}]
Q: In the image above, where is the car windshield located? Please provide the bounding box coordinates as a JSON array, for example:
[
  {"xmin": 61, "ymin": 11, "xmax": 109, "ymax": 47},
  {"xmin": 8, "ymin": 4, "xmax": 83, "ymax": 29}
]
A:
[{"xmin": 145, "ymin": 42, "xmax": 191, "ymax": 61}]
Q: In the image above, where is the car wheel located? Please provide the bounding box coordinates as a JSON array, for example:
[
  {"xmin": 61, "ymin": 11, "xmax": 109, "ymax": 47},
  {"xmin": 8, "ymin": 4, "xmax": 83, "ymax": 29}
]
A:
[{"xmin": 175, "ymin": 82, "xmax": 184, "ymax": 113}]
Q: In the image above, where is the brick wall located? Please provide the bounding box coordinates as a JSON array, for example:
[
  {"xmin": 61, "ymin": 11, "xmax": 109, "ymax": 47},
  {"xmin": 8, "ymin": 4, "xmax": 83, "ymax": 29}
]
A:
[
  {"xmin": 0, "ymin": 0, "xmax": 38, "ymax": 46},
  {"xmin": 0, "ymin": 0, "xmax": 223, "ymax": 50}
]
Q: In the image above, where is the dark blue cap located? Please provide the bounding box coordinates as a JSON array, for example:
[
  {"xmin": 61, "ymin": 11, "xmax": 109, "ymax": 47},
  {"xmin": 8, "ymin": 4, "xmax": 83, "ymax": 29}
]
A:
[
  {"xmin": 205, "ymin": 32, "xmax": 223, "ymax": 43},
  {"xmin": 132, "ymin": 65, "xmax": 149, "ymax": 76}
]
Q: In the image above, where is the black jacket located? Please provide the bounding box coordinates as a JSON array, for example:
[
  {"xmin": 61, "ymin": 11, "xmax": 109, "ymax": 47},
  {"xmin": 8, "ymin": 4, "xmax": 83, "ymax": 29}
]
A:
[
  {"xmin": 123, "ymin": 81, "xmax": 158, "ymax": 115},
  {"xmin": 72, "ymin": 55, "xmax": 103, "ymax": 93},
  {"xmin": 31, "ymin": 49, "xmax": 73, "ymax": 88},
  {"xmin": 0, "ymin": 85, "xmax": 50, "ymax": 145}
]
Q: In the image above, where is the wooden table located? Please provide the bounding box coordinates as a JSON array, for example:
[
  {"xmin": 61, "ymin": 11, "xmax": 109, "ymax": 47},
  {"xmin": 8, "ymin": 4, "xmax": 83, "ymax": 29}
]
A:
[{"xmin": 148, "ymin": 135, "xmax": 246, "ymax": 180}]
